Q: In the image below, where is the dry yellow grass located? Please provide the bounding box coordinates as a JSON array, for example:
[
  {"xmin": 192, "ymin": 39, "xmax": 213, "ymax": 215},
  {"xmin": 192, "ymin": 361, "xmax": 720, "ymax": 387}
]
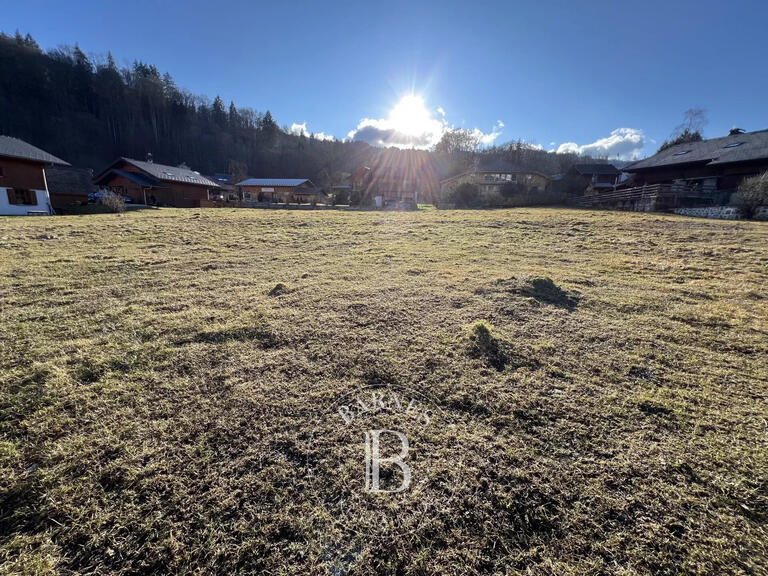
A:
[{"xmin": 1, "ymin": 207, "xmax": 767, "ymax": 574}]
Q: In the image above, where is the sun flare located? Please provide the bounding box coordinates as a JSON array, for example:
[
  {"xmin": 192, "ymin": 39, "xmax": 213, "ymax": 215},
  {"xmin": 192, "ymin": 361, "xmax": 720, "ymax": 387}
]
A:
[{"xmin": 388, "ymin": 94, "xmax": 435, "ymax": 137}]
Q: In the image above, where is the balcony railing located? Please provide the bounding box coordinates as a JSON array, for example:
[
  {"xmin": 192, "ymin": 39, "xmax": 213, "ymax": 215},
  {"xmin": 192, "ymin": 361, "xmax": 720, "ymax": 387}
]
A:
[{"xmin": 577, "ymin": 183, "xmax": 727, "ymax": 208}]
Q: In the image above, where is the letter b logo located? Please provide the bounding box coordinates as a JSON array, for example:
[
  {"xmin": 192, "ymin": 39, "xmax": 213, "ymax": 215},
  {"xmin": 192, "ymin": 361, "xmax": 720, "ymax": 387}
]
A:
[{"xmin": 364, "ymin": 430, "xmax": 411, "ymax": 493}]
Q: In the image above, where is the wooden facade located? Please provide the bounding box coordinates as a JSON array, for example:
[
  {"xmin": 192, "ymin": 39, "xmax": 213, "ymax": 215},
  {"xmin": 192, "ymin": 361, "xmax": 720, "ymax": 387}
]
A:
[
  {"xmin": 624, "ymin": 160, "xmax": 768, "ymax": 194},
  {"xmin": 0, "ymin": 156, "xmax": 48, "ymax": 190},
  {"xmin": 621, "ymin": 129, "xmax": 768, "ymax": 208},
  {"xmin": 237, "ymin": 179, "xmax": 319, "ymax": 204},
  {"xmin": 0, "ymin": 156, "xmax": 51, "ymax": 215},
  {"xmin": 0, "ymin": 137, "xmax": 69, "ymax": 216}
]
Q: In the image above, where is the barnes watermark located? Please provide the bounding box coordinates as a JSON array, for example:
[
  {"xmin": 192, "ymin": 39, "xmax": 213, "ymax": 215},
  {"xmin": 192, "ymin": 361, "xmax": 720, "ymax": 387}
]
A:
[{"xmin": 305, "ymin": 383, "xmax": 469, "ymax": 537}]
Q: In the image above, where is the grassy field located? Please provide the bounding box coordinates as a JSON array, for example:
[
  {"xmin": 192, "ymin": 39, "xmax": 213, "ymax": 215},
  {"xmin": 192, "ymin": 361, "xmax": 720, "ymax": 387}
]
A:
[{"xmin": 1, "ymin": 207, "xmax": 767, "ymax": 575}]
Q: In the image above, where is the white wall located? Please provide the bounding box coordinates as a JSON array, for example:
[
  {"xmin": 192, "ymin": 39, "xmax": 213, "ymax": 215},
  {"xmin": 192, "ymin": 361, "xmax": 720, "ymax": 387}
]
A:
[{"xmin": 0, "ymin": 187, "xmax": 51, "ymax": 216}]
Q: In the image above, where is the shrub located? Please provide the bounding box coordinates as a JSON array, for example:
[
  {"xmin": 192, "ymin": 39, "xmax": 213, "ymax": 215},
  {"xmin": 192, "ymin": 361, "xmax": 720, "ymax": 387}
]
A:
[
  {"xmin": 732, "ymin": 172, "xmax": 768, "ymax": 218},
  {"xmin": 552, "ymin": 174, "xmax": 588, "ymax": 198},
  {"xmin": 500, "ymin": 182, "xmax": 528, "ymax": 199},
  {"xmin": 100, "ymin": 190, "xmax": 126, "ymax": 213},
  {"xmin": 451, "ymin": 183, "xmax": 481, "ymax": 208}
]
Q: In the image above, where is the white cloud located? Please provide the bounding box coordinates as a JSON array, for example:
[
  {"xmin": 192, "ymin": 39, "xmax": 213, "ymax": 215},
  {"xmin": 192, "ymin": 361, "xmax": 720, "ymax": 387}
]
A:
[
  {"xmin": 289, "ymin": 122, "xmax": 307, "ymax": 136},
  {"xmin": 470, "ymin": 121, "xmax": 505, "ymax": 146},
  {"xmin": 556, "ymin": 128, "xmax": 645, "ymax": 159},
  {"xmin": 347, "ymin": 97, "xmax": 504, "ymax": 149},
  {"xmin": 289, "ymin": 121, "xmax": 334, "ymax": 141}
]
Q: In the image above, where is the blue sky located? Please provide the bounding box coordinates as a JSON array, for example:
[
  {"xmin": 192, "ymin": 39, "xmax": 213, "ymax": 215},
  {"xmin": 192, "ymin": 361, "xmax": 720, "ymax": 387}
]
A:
[{"xmin": 6, "ymin": 0, "xmax": 768, "ymax": 158}]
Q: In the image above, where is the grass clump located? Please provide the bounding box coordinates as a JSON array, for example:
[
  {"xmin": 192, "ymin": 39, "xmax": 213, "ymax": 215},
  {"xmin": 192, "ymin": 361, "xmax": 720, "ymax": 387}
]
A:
[
  {"xmin": 510, "ymin": 276, "xmax": 578, "ymax": 310},
  {"xmin": 467, "ymin": 321, "xmax": 509, "ymax": 371},
  {"xmin": 267, "ymin": 282, "xmax": 289, "ymax": 297}
]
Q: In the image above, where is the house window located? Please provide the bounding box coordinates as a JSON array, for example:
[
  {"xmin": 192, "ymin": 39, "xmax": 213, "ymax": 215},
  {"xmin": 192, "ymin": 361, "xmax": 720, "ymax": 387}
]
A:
[{"xmin": 7, "ymin": 188, "xmax": 36, "ymax": 205}]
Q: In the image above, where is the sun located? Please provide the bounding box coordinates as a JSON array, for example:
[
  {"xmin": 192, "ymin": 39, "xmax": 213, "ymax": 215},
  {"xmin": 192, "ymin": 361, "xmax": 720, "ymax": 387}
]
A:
[{"xmin": 388, "ymin": 94, "xmax": 434, "ymax": 136}]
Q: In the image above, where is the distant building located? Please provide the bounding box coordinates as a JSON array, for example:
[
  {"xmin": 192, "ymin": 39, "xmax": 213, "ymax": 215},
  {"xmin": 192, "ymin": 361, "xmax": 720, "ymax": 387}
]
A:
[
  {"xmin": 46, "ymin": 166, "xmax": 95, "ymax": 211},
  {"xmin": 566, "ymin": 163, "xmax": 621, "ymax": 193},
  {"xmin": 352, "ymin": 150, "xmax": 439, "ymax": 208},
  {"xmin": 236, "ymin": 178, "xmax": 324, "ymax": 203},
  {"xmin": 210, "ymin": 173, "xmax": 238, "ymax": 201},
  {"xmin": 93, "ymin": 156, "xmax": 221, "ymax": 207},
  {"xmin": 623, "ymin": 128, "xmax": 768, "ymax": 192},
  {"xmin": 439, "ymin": 159, "xmax": 550, "ymax": 199},
  {"xmin": 0, "ymin": 135, "xmax": 69, "ymax": 216},
  {"xmin": 581, "ymin": 128, "xmax": 768, "ymax": 211}
]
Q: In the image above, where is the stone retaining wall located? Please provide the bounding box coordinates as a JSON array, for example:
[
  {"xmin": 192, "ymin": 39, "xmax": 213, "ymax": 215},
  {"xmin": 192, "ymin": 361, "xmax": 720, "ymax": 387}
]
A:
[{"xmin": 674, "ymin": 206, "xmax": 742, "ymax": 220}]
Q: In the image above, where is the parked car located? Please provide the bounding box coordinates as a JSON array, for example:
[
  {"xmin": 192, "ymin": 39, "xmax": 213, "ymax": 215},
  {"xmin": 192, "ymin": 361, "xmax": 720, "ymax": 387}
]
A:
[{"xmin": 88, "ymin": 191, "xmax": 132, "ymax": 204}]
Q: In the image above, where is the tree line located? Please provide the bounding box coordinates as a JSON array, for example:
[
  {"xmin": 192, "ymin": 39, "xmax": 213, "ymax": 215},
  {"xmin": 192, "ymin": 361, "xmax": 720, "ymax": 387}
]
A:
[{"xmin": 0, "ymin": 30, "xmax": 612, "ymax": 194}]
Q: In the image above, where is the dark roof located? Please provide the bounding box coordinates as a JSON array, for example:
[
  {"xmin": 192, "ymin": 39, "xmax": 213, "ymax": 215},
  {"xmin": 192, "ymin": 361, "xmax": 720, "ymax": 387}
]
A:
[
  {"xmin": 624, "ymin": 129, "xmax": 768, "ymax": 172},
  {"xmin": 237, "ymin": 178, "xmax": 313, "ymax": 187},
  {"xmin": 45, "ymin": 166, "xmax": 95, "ymax": 197},
  {"xmin": 95, "ymin": 158, "xmax": 219, "ymax": 187},
  {"xmin": 569, "ymin": 163, "xmax": 621, "ymax": 176},
  {"xmin": 0, "ymin": 135, "xmax": 69, "ymax": 166}
]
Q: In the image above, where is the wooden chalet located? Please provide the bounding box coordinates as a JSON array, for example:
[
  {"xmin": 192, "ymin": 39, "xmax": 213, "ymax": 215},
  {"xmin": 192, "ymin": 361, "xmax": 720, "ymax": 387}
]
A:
[
  {"xmin": 0, "ymin": 135, "xmax": 69, "ymax": 216},
  {"xmin": 566, "ymin": 163, "xmax": 621, "ymax": 193},
  {"xmin": 93, "ymin": 156, "xmax": 220, "ymax": 207},
  {"xmin": 580, "ymin": 128, "xmax": 768, "ymax": 211},
  {"xmin": 439, "ymin": 159, "xmax": 550, "ymax": 199}
]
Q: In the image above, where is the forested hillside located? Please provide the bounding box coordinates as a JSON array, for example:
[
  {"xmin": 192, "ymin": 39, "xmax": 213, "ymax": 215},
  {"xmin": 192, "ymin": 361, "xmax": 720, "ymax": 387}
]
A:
[{"xmin": 0, "ymin": 30, "xmax": 592, "ymax": 185}]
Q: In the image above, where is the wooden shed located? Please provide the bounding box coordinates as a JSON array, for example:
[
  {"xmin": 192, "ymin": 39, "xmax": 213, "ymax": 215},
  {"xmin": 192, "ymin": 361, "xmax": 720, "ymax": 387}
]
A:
[{"xmin": 236, "ymin": 178, "xmax": 319, "ymax": 203}]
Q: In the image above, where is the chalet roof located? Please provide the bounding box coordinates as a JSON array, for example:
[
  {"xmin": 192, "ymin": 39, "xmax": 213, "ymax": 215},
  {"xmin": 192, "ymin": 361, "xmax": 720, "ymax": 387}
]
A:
[
  {"xmin": 0, "ymin": 135, "xmax": 69, "ymax": 166},
  {"xmin": 112, "ymin": 168, "xmax": 165, "ymax": 188},
  {"xmin": 45, "ymin": 166, "xmax": 95, "ymax": 197},
  {"xmin": 624, "ymin": 129, "xmax": 768, "ymax": 172},
  {"xmin": 237, "ymin": 178, "xmax": 313, "ymax": 187},
  {"xmin": 569, "ymin": 163, "xmax": 621, "ymax": 175},
  {"xmin": 98, "ymin": 158, "xmax": 220, "ymax": 187}
]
